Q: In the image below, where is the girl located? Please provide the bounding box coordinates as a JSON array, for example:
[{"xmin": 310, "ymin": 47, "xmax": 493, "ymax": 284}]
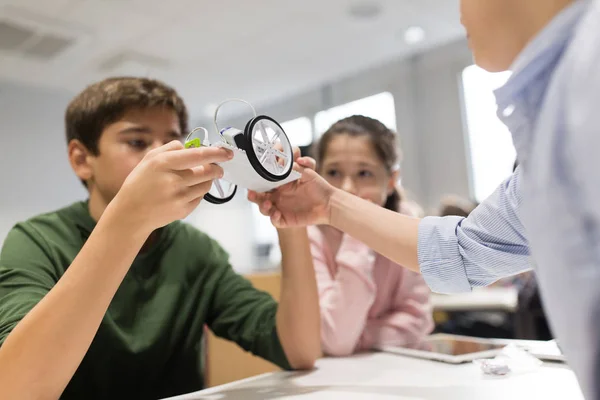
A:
[{"xmin": 308, "ymin": 115, "xmax": 433, "ymax": 356}]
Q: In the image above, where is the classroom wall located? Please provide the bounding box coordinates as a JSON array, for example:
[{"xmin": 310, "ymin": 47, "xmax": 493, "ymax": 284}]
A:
[
  {"xmin": 0, "ymin": 82, "xmax": 87, "ymax": 242},
  {"xmin": 410, "ymin": 40, "xmax": 474, "ymax": 209},
  {"xmin": 0, "ymin": 39, "xmax": 474, "ymax": 270}
]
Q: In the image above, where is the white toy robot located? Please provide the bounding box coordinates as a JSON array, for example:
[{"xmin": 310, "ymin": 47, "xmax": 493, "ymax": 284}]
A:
[{"xmin": 184, "ymin": 99, "xmax": 301, "ymax": 204}]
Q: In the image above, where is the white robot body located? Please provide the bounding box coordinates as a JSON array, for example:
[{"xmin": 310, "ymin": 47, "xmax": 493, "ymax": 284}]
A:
[
  {"xmin": 184, "ymin": 99, "xmax": 301, "ymax": 204},
  {"xmin": 213, "ymin": 141, "xmax": 301, "ymax": 193}
]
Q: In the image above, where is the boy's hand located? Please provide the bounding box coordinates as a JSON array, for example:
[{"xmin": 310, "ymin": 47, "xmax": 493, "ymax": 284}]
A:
[
  {"xmin": 248, "ymin": 148, "xmax": 335, "ymax": 228},
  {"xmin": 110, "ymin": 140, "xmax": 233, "ymax": 234}
]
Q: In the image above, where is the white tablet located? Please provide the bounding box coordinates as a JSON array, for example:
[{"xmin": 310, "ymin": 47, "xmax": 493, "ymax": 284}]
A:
[
  {"xmin": 491, "ymin": 338, "xmax": 565, "ymax": 362},
  {"xmin": 376, "ymin": 333, "xmax": 507, "ymax": 364}
]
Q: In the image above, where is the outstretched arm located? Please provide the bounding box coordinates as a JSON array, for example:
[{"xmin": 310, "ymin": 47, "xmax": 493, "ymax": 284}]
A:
[{"xmin": 251, "ymin": 158, "xmax": 531, "ymax": 293}]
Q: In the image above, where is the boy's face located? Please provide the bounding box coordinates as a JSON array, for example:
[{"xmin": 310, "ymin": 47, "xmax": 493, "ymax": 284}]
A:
[
  {"xmin": 77, "ymin": 107, "xmax": 183, "ymax": 207},
  {"xmin": 460, "ymin": 0, "xmax": 523, "ymax": 72}
]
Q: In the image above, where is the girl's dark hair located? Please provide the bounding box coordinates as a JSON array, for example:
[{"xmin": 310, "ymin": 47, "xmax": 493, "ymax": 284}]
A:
[
  {"xmin": 438, "ymin": 195, "xmax": 478, "ymax": 217},
  {"xmin": 313, "ymin": 115, "xmax": 402, "ymax": 212}
]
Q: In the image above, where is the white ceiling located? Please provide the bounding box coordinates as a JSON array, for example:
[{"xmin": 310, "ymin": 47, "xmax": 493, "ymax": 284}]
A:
[{"xmin": 0, "ymin": 0, "xmax": 463, "ymax": 120}]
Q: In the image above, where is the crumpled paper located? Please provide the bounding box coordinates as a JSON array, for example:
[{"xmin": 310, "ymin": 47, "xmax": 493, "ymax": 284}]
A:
[{"xmin": 473, "ymin": 344, "xmax": 544, "ymax": 376}]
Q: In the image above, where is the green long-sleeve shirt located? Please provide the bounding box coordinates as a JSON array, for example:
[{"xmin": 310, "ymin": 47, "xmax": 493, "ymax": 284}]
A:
[{"xmin": 0, "ymin": 201, "xmax": 290, "ymax": 399}]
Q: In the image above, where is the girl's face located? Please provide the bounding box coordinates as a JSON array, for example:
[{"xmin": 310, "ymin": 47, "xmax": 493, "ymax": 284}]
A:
[{"xmin": 319, "ymin": 134, "xmax": 397, "ymax": 207}]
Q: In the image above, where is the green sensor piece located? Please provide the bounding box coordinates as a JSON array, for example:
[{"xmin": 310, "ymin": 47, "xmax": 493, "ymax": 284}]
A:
[{"xmin": 185, "ymin": 138, "xmax": 202, "ymax": 149}]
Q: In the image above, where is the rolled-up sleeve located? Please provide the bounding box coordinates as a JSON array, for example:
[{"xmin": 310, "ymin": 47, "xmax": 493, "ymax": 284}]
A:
[{"xmin": 418, "ymin": 168, "xmax": 532, "ymax": 293}]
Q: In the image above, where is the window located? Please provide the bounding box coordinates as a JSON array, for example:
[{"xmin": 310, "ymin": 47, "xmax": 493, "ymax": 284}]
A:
[
  {"xmin": 462, "ymin": 64, "xmax": 515, "ymax": 202},
  {"xmin": 280, "ymin": 116, "xmax": 313, "ymax": 146},
  {"xmin": 314, "ymin": 92, "xmax": 396, "ymax": 137}
]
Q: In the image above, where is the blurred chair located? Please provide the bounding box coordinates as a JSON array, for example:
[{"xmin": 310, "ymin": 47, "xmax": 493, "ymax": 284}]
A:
[{"xmin": 513, "ymin": 272, "xmax": 553, "ymax": 340}]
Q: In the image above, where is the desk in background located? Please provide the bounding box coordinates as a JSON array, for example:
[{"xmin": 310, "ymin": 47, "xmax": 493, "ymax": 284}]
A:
[
  {"xmin": 431, "ymin": 287, "xmax": 519, "ymax": 312},
  {"xmin": 165, "ymin": 352, "xmax": 582, "ymax": 400},
  {"xmin": 431, "ymin": 287, "xmax": 519, "ymax": 337}
]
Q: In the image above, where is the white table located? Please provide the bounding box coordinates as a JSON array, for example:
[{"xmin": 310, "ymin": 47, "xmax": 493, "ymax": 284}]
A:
[
  {"xmin": 431, "ymin": 287, "xmax": 519, "ymax": 312},
  {"xmin": 163, "ymin": 352, "xmax": 583, "ymax": 400}
]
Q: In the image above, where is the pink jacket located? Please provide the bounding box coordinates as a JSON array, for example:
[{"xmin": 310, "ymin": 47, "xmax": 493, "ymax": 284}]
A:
[{"xmin": 308, "ymin": 222, "xmax": 434, "ymax": 356}]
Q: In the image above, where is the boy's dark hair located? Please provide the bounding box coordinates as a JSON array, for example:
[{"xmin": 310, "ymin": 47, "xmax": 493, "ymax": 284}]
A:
[
  {"xmin": 65, "ymin": 77, "xmax": 189, "ymax": 155},
  {"xmin": 313, "ymin": 115, "xmax": 403, "ymax": 212}
]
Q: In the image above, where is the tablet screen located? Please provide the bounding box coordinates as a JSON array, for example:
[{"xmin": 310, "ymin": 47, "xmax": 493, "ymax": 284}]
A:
[{"xmin": 415, "ymin": 337, "xmax": 506, "ymax": 356}]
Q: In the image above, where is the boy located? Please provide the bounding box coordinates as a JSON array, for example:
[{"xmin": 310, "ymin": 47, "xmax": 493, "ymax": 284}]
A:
[
  {"xmin": 250, "ymin": 0, "xmax": 600, "ymax": 398},
  {"xmin": 0, "ymin": 77, "xmax": 320, "ymax": 399}
]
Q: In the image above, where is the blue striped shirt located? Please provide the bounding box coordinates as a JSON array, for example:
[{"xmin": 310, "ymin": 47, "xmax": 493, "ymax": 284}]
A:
[{"xmin": 417, "ymin": 1, "xmax": 600, "ymax": 398}]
